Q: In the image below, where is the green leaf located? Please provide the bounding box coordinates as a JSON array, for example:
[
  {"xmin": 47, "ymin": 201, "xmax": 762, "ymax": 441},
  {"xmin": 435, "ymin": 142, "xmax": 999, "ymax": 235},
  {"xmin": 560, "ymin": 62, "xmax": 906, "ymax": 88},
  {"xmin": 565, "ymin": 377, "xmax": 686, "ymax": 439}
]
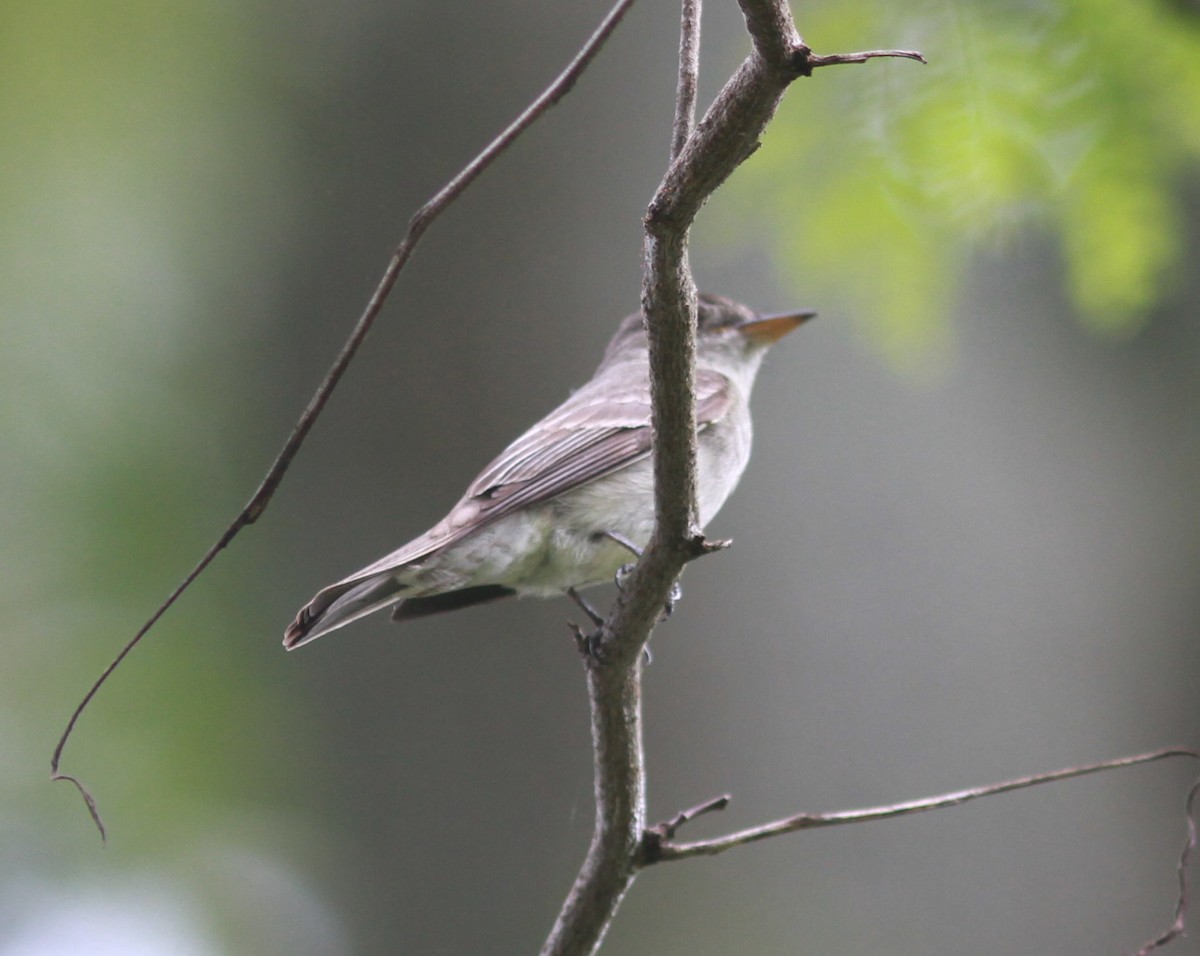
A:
[{"xmin": 727, "ymin": 0, "xmax": 1200, "ymax": 361}]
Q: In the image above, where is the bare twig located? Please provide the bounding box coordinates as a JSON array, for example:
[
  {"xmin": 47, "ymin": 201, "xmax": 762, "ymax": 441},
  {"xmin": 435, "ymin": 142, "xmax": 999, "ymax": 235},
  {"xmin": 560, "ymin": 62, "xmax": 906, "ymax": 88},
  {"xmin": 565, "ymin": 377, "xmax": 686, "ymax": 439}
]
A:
[
  {"xmin": 671, "ymin": 0, "xmax": 702, "ymax": 161},
  {"xmin": 639, "ymin": 750, "xmax": 1200, "ymax": 951},
  {"xmin": 642, "ymin": 747, "xmax": 1199, "ymax": 862},
  {"xmin": 50, "ymin": 0, "xmax": 638, "ymax": 844},
  {"xmin": 1134, "ymin": 776, "xmax": 1200, "ymax": 955},
  {"xmin": 797, "ymin": 46, "xmax": 926, "ymax": 73},
  {"xmin": 643, "ymin": 793, "xmax": 731, "ymax": 857},
  {"xmin": 661, "ymin": 794, "xmax": 732, "ymax": 836},
  {"xmin": 540, "ymin": 2, "xmax": 924, "ymax": 953}
]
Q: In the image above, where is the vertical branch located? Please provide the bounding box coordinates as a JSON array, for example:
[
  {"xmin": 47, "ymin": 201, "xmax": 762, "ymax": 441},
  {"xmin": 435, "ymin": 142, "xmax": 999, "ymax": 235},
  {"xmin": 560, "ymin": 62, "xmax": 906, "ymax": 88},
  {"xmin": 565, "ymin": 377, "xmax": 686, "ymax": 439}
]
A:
[
  {"xmin": 629, "ymin": 0, "xmax": 802, "ymax": 601},
  {"xmin": 542, "ymin": 1, "xmax": 925, "ymax": 951},
  {"xmin": 539, "ymin": 662, "xmax": 645, "ymax": 956},
  {"xmin": 543, "ymin": 2, "xmax": 805, "ymax": 954},
  {"xmin": 671, "ymin": 0, "xmax": 702, "ymax": 161}
]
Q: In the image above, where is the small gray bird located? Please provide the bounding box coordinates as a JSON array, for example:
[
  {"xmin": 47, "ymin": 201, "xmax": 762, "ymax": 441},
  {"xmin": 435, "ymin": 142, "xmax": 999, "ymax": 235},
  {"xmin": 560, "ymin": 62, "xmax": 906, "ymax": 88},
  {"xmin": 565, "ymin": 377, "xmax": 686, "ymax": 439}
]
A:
[{"xmin": 284, "ymin": 293, "xmax": 812, "ymax": 650}]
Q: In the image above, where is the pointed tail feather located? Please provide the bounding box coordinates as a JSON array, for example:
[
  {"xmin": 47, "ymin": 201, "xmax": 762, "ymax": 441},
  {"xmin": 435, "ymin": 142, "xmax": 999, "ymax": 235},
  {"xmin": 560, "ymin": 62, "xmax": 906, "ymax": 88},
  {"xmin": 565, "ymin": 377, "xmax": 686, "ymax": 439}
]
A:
[{"xmin": 284, "ymin": 575, "xmax": 408, "ymax": 650}]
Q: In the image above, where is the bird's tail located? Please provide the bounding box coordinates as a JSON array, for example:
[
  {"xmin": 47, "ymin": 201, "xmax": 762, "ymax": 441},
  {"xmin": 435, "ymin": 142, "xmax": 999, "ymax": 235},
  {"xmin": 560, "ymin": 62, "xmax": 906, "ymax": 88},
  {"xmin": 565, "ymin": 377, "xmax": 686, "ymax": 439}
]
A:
[{"xmin": 284, "ymin": 574, "xmax": 408, "ymax": 650}]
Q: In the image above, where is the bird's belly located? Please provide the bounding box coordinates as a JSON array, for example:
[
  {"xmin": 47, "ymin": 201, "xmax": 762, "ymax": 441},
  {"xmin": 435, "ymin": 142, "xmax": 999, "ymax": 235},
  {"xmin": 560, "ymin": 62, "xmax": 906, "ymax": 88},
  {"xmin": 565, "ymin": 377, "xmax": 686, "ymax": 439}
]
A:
[
  {"xmin": 425, "ymin": 419, "xmax": 751, "ymax": 598},
  {"xmin": 434, "ymin": 462, "xmax": 654, "ymax": 596}
]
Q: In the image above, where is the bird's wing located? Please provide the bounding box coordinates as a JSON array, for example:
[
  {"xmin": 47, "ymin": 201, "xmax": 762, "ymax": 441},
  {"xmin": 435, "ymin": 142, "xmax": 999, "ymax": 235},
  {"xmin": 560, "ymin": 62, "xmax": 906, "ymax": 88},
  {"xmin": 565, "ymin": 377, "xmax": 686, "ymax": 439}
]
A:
[
  {"xmin": 285, "ymin": 368, "xmax": 734, "ymax": 646},
  {"xmin": 327, "ymin": 367, "xmax": 734, "ymax": 586}
]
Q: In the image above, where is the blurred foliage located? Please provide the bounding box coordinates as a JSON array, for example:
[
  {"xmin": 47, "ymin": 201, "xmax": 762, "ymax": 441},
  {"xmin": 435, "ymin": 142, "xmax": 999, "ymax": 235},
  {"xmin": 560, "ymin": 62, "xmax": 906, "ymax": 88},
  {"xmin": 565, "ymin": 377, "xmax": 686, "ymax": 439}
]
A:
[
  {"xmin": 5, "ymin": 1, "xmax": 1198, "ymax": 952},
  {"xmin": 1, "ymin": 1, "xmax": 325, "ymax": 950},
  {"xmin": 734, "ymin": 0, "xmax": 1200, "ymax": 368}
]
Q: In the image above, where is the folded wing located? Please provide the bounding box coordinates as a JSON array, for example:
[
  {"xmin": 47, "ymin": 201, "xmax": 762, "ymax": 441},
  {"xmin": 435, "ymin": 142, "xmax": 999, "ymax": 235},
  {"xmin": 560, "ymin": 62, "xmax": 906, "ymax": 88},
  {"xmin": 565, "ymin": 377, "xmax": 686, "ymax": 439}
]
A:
[{"xmin": 284, "ymin": 368, "xmax": 732, "ymax": 647}]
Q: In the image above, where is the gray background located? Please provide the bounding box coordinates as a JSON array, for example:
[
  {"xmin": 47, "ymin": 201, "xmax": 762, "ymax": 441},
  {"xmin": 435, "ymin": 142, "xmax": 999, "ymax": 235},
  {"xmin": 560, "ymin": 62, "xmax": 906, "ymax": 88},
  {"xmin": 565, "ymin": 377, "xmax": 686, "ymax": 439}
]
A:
[{"xmin": 3, "ymin": 2, "xmax": 1197, "ymax": 954}]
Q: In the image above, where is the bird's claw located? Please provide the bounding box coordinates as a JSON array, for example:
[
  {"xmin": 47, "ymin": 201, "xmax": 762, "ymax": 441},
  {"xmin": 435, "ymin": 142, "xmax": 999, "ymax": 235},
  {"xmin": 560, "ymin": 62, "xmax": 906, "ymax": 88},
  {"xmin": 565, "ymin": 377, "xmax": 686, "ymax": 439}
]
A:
[
  {"xmin": 614, "ymin": 562, "xmax": 637, "ymax": 592},
  {"xmin": 566, "ymin": 587, "xmax": 609, "ymax": 661},
  {"xmin": 569, "ymin": 621, "xmax": 608, "ymax": 662}
]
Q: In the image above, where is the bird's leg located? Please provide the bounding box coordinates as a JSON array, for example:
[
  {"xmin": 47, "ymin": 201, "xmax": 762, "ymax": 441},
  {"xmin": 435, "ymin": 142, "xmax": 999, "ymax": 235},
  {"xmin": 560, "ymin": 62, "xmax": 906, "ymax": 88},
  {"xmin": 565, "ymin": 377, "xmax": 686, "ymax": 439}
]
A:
[
  {"xmin": 598, "ymin": 529, "xmax": 643, "ymax": 559},
  {"xmin": 597, "ymin": 530, "xmax": 643, "ymax": 593},
  {"xmin": 567, "ymin": 586, "xmax": 604, "ymax": 628},
  {"xmin": 567, "ymin": 587, "xmax": 608, "ymax": 662},
  {"xmin": 567, "ymin": 584, "xmax": 654, "ymax": 665},
  {"xmin": 595, "ymin": 531, "xmax": 680, "ymax": 646}
]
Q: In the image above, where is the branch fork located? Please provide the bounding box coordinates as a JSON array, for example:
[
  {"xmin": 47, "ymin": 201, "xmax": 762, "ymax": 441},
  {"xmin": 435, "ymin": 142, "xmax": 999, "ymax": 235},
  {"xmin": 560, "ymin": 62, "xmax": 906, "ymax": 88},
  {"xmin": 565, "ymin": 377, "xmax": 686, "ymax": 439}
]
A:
[
  {"xmin": 541, "ymin": 6, "xmax": 935, "ymax": 954},
  {"xmin": 634, "ymin": 751, "xmax": 1200, "ymax": 955},
  {"xmin": 641, "ymin": 794, "xmax": 732, "ymax": 865}
]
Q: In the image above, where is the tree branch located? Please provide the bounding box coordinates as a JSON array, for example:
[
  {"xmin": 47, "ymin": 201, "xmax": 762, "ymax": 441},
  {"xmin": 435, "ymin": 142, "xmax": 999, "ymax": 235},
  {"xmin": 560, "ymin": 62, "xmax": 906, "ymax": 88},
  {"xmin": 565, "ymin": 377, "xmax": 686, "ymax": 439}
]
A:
[
  {"xmin": 640, "ymin": 748, "xmax": 1199, "ymax": 954},
  {"xmin": 642, "ymin": 747, "xmax": 1198, "ymax": 862},
  {"xmin": 50, "ymin": 0, "xmax": 638, "ymax": 846},
  {"xmin": 1134, "ymin": 776, "xmax": 1200, "ymax": 955},
  {"xmin": 671, "ymin": 0, "xmax": 702, "ymax": 162},
  {"xmin": 797, "ymin": 46, "xmax": 926, "ymax": 72},
  {"xmin": 541, "ymin": 2, "xmax": 924, "ymax": 953}
]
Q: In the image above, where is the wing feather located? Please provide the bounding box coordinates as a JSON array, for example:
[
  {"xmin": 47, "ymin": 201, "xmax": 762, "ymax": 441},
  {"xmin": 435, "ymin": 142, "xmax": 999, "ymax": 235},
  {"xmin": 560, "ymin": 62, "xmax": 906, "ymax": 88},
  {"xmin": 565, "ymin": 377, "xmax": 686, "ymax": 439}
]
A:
[{"xmin": 324, "ymin": 367, "xmax": 733, "ymax": 590}]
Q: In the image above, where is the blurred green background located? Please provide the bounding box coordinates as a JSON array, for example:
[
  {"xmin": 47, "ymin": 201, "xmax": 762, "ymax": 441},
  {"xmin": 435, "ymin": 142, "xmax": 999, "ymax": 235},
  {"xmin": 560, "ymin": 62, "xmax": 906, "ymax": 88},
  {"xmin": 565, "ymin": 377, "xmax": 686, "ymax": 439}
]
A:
[{"xmin": 4, "ymin": 1, "xmax": 1199, "ymax": 953}]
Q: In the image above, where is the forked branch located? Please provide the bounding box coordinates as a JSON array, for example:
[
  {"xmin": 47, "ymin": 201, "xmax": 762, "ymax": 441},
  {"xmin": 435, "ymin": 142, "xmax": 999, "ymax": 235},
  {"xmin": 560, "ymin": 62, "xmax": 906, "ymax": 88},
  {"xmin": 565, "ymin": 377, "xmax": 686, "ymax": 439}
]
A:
[
  {"xmin": 640, "ymin": 749, "xmax": 1199, "ymax": 955},
  {"xmin": 644, "ymin": 748, "xmax": 1198, "ymax": 862},
  {"xmin": 541, "ymin": 1, "xmax": 926, "ymax": 953}
]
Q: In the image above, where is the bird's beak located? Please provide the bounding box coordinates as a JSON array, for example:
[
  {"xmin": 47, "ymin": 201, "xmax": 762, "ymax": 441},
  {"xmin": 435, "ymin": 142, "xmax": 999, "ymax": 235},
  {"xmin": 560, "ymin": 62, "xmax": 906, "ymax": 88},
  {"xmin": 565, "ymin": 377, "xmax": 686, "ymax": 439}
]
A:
[{"xmin": 737, "ymin": 309, "xmax": 817, "ymax": 344}]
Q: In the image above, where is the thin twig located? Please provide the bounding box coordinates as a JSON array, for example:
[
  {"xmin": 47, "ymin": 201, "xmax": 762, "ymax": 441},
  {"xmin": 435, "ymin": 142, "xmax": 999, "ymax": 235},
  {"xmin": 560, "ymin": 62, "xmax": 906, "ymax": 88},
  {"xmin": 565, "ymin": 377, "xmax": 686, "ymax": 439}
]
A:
[
  {"xmin": 642, "ymin": 751, "xmax": 1200, "ymax": 952},
  {"xmin": 1134, "ymin": 776, "xmax": 1200, "ymax": 955},
  {"xmin": 799, "ymin": 47, "xmax": 926, "ymax": 73},
  {"xmin": 671, "ymin": 0, "xmax": 702, "ymax": 162},
  {"xmin": 642, "ymin": 793, "xmax": 731, "ymax": 859},
  {"xmin": 661, "ymin": 794, "xmax": 732, "ymax": 836},
  {"xmin": 642, "ymin": 747, "xmax": 1199, "ymax": 862},
  {"xmin": 50, "ymin": 0, "xmax": 639, "ymax": 844}
]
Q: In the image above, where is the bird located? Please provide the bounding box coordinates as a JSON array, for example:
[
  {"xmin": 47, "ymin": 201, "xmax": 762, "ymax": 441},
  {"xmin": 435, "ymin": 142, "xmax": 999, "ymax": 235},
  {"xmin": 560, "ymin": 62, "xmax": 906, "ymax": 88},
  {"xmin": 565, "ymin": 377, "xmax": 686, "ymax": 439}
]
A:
[{"xmin": 284, "ymin": 293, "xmax": 812, "ymax": 650}]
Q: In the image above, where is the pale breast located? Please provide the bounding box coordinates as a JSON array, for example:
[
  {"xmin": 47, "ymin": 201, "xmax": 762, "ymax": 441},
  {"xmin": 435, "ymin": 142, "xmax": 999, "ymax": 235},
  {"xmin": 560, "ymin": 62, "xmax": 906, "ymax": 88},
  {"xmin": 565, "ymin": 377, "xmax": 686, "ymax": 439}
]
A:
[{"xmin": 696, "ymin": 393, "xmax": 753, "ymax": 525}]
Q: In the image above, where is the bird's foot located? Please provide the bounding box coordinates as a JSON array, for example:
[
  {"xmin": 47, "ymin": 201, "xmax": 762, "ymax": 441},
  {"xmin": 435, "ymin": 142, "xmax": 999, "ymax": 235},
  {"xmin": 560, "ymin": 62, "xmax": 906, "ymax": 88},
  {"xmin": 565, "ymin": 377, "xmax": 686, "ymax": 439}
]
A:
[
  {"xmin": 599, "ymin": 531, "xmax": 677, "ymax": 619},
  {"xmin": 569, "ymin": 620, "xmax": 607, "ymax": 662},
  {"xmin": 567, "ymin": 587, "xmax": 607, "ymax": 662},
  {"xmin": 566, "ymin": 586, "xmax": 655, "ymax": 666},
  {"xmin": 614, "ymin": 561, "xmax": 637, "ymax": 592}
]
